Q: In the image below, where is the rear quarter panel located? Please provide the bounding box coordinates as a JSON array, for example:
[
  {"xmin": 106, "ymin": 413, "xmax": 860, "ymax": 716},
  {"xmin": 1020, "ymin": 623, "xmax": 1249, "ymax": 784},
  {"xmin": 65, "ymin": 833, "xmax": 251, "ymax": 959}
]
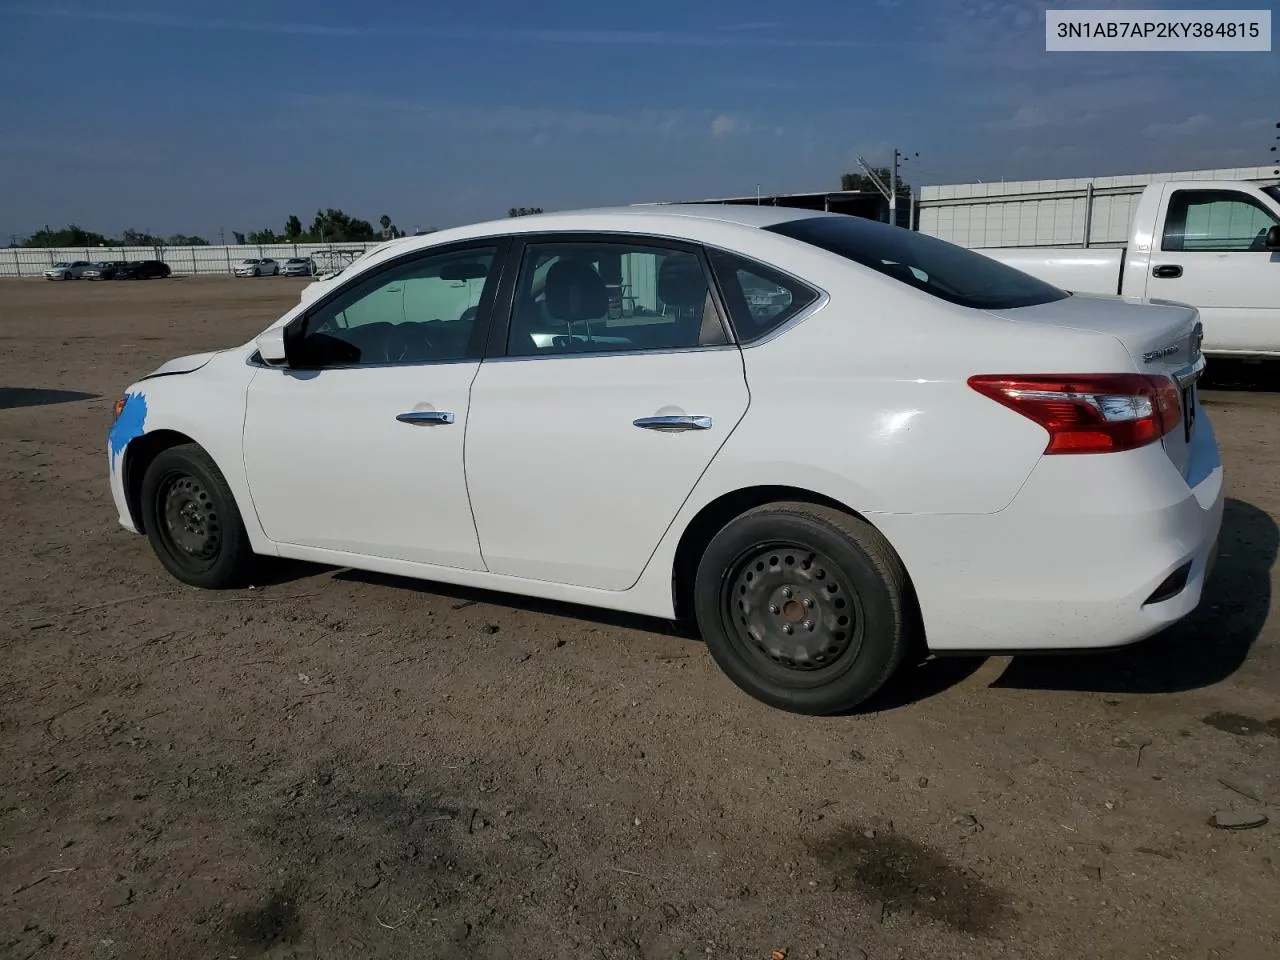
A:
[{"xmin": 675, "ymin": 229, "xmax": 1138, "ymax": 518}]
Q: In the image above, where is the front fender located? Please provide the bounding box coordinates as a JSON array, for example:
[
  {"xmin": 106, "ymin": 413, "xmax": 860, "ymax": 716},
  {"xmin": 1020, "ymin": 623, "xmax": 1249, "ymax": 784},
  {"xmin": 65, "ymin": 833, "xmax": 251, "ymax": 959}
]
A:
[{"xmin": 108, "ymin": 352, "xmax": 275, "ymax": 555}]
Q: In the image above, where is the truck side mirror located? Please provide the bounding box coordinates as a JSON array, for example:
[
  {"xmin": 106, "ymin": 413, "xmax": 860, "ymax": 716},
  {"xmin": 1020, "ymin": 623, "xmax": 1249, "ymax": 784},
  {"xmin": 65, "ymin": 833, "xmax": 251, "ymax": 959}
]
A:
[{"xmin": 1267, "ymin": 225, "xmax": 1280, "ymax": 250}]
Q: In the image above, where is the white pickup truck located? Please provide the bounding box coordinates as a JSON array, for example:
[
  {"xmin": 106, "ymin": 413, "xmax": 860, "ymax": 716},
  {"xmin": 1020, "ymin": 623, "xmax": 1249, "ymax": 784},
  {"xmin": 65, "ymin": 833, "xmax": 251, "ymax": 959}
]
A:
[{"xmin": 975, "ymin": 180, "xmax": 1280, "ymax": 358}]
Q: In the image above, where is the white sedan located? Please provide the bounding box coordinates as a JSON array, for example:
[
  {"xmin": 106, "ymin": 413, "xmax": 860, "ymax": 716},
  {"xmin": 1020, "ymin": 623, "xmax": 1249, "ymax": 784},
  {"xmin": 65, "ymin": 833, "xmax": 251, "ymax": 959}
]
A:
[
  {"xmin": 233, "ymin": 258, "xmax": 279, "ymax": 277},
  {"xmin": 43, "ymin": 260, "xmax": 92, "ymax": 280},
  {"xmin": 106, "ymin": 205, "xmax": 1223, "ymax": 714}
]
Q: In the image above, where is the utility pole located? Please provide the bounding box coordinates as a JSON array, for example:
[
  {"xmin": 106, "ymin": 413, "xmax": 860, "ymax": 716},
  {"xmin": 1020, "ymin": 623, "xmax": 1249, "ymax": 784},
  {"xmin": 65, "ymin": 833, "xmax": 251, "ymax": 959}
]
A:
[
  {"xmin": 890, "ymin": 150, "xmax": 898, "ymax": 226},
  {"xmin": 890, "ymin": 148, "xmax": 920, "ymax": 227}
]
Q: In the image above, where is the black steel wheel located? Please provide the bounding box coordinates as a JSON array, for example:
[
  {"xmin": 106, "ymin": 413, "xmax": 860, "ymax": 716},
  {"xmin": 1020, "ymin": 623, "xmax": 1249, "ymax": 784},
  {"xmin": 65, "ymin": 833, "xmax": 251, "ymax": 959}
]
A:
[
  {"xmin": 140, "ymin": 443, "xmax": 254, "ymax": 588},
  {"xmin": 693, "ymin": 502, "xmax": 915, "ymax": 715},
  {"xmin": 722, "ymin": 543, "xmax": 866, "ymax": 684}
]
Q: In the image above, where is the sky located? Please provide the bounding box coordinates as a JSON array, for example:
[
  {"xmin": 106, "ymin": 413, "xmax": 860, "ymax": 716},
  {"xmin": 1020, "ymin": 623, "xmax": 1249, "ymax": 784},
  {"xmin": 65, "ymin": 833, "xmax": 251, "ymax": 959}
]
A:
[{"xmin": 0, "ymin": 0, "xmax": 1277, "ymax": 240}]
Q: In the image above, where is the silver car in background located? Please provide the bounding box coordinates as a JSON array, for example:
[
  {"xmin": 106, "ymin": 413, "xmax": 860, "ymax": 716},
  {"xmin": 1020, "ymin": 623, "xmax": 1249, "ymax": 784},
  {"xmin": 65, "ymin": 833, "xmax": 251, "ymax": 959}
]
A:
[
  {"xmin": 43, "ymin": 260, "xmax": 92, "ymax": 280},
  {"xmin": 233, "ymin": 258, "xmax": 280, "ymax": 278},
  {"xmin": 280, "ymin": 257, "xmax": 315, "ymax": 277}
]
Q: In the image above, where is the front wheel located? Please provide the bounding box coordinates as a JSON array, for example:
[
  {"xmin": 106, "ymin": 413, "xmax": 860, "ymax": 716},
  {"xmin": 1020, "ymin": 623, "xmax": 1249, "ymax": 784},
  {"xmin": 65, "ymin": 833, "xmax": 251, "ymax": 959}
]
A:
[
  {"xmin": 140, "ymin": 443, "xmax": 254, "ymax": 588},
  {"xmin": 693, "ymin": 502, "xmax": 915, "ymax": 715}
]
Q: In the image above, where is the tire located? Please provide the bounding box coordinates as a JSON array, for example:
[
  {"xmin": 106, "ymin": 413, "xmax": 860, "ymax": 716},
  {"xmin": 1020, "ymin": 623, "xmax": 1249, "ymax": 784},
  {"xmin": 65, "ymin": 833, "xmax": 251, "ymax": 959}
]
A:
[
  {"xmin": 692, "ymin": 502, "xmax": 915, "ymax": 715},
  {"xmin": 140, "ymin": 443, "xmax": 254, "ymax": 589}
]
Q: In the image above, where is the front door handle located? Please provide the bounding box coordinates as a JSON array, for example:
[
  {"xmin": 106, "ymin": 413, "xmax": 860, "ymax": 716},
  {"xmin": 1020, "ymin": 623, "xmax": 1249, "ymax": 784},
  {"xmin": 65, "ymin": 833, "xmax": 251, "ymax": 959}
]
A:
[
  {"xmin": 633, "ymin": 415, "xmax": 712, "ymax": 432},
  {"xmin": 1152, "ymin": 264, "xmax": 1183, "ymax": 279},
  {"xmin": 396, "ymin": 410, "xmax": 455, "ymax": 425}
]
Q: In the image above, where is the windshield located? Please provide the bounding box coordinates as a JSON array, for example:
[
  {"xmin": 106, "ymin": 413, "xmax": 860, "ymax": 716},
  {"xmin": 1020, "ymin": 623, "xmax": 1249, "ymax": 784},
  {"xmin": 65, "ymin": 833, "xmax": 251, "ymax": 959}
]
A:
[{"xmin": 766, "ymin": 216, "xmax": 1070, "ymax": 310}]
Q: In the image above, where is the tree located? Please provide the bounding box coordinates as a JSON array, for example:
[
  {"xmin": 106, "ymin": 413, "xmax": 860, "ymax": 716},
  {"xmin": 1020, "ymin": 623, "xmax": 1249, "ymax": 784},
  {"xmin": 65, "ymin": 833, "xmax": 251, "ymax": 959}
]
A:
[
  {"xmin": 508, "ymin": 206, "xmax": 543, "ymax": 217},
  {"xmin": 232, "ymin": 231, "xmax": 247, "ymax": 245},
  {"xmin": 120, "ymin": 228, "xmax": 165, "ymax": 247},
  {"xmin": 378, "ymin": 214, "xmax": 403, "ymax": 239},
  {"xmin": 841, "ymin": 168, "xmax": 910, "ymax": 197},
  {"xmin": 22, "ymin": 224, "xmax": 110, "ymax": 247},
  {"xmin": 167, "ymin": 233, "xmax": 208, "ymax": 246},
  {"xmin": 247, "ymin": 228, "xmax": 283, "ymax": 244},
  {"xmin": 284, "ymin": 215, "xmax": 303, "ymax": 241},
  {"xmin": 309, "ymin": 208, "xmax": 377, "ymax": 242}
]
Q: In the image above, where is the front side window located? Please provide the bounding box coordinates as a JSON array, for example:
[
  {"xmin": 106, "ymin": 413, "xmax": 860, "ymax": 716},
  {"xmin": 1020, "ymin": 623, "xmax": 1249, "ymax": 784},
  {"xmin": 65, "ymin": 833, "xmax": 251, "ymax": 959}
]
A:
[
  {"xmin": 707, "ymin": 249, "xmax": 819, "ymax": 342},
  {"xmin": 287, "ymin": 245, "xmax": 498, "ymax": 367},
  {"xmin": 767, "ymin": 215, "xmax": 1070, "ymax": 310},
  {"xmin": 507, "ymin": 240, "xmax": 728, "ymax": 357},
  {"xmin": 1162, "ymin": 189, "xmax": 1280, "ymax": 253}
]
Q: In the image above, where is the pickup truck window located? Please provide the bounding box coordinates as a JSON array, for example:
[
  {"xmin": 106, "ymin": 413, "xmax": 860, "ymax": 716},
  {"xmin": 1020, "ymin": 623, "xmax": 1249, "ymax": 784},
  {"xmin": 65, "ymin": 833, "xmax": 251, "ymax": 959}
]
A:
[
  {"xmin": 767, "ymin": 216, "xmax": 1069, "ymax": 309},
  {"xmin": 1161, "ymin": 189, "xmax": 1280, "ymax": 253}
]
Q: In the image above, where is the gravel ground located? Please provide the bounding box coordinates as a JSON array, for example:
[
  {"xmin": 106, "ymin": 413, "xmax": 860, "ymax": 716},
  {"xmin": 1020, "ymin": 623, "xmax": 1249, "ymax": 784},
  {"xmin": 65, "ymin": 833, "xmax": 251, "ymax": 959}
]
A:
[{"xmin": 2, "ymin": 276, "xmax": 1278, "ymax": 960}]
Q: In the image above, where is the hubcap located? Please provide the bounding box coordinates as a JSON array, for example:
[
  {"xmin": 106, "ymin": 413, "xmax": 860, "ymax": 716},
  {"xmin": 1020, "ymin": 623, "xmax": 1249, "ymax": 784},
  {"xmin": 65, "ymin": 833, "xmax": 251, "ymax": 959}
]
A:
[
  {"xmin": 723, "ymin": 544, "xmax": 862, "ymax": 678},
  {"xmin": 160, "ymin": 473, "xmax": 221, "ymax": 562}
]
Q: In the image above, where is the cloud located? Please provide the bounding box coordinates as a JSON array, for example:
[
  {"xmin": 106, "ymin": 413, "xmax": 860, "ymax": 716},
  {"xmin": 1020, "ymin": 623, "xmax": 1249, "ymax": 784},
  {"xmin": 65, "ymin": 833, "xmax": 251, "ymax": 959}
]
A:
[
  {"xmin": 1144, "ymin": 113, "xmax": 1212, "ymax": 138},
  {"xmin": 2, "ymin": 4, "xmax": 896, "ymax": 48},
  {"xmin": 710, "ymin": 115, "xmax": 742, "ymax": 137},
  {"xmin": 293, "ymin": 96, "xmax": 783, "ymax": 144}
]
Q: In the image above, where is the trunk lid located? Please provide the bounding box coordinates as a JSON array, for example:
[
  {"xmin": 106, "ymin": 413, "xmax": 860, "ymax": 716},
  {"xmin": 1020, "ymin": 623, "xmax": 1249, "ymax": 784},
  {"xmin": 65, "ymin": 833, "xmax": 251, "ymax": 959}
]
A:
[{"xmin": 987, "ymin": 293, "xmax": 1204, "ymax": 475}]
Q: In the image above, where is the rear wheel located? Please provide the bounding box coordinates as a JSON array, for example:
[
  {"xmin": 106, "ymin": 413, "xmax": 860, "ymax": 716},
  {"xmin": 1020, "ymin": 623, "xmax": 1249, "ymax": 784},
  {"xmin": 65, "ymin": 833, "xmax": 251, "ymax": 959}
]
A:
[
  {"xmin": 693, "ymin": 502, "xmax": 914, "ymax": 715},
  {"xmin": 140, "ymin": 443, "xmax": 254, "ymax": 588}
]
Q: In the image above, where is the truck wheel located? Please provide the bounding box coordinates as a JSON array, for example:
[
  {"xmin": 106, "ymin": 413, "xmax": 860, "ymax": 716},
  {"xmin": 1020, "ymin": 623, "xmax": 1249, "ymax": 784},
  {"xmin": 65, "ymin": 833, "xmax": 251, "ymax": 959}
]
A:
[
  {"xmin": 140, "ymin": 443, "xmax": 254, "ymax": 589},
  {"xmin": 693, "ymin": 502, "xmax": 914, "ymax": 715}
]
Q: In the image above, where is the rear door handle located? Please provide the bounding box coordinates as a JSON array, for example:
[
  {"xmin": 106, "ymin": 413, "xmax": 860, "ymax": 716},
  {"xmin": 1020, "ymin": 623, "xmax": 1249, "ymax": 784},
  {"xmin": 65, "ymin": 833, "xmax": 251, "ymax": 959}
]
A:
[
  {"xmin": 1152, "ymin": 264, "xmax": 1183, "ymax": 279},
  {"xmin": 396, "ymin": 410, "xmax": 455, "ymax": 425},
  {"xmin": 633, "ymin": 415, "xmax": 712, "ymax": 432}
]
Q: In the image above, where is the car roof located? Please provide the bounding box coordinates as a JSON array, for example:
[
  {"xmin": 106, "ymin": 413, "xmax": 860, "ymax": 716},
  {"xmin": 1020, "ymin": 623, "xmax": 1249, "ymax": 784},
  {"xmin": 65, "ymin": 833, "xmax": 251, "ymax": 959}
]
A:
[{"xmin": 352, "ymin": 204, "xmax": 832, "ymax": 265}]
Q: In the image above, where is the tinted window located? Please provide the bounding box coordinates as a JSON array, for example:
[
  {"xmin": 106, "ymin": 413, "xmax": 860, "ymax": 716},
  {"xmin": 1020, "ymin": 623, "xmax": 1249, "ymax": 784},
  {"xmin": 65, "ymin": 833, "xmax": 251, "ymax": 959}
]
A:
[
  {"xmin": 707, "ymin": 249, "xmax": 818, "ymax": 342},
  {"xmin": 1162, "ymin": 189, "xmax": 1280, "ymax": 253},
  {"xmin": 507, "ymin": 240, "xmax": 727, "ymax": 357},
  {"xmin": 766, "ymin": 216, "xmax": 1070, "ymax": 309},
  {"xmin": 288, "ymin": 246, "xmax": 498, "ymax": 367}
]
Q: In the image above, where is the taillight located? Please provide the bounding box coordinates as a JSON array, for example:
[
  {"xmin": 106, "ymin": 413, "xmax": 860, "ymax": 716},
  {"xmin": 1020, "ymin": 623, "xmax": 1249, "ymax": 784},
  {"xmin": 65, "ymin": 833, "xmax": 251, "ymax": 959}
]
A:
[
  {"xmin": 112, "ymin": 396, "xmax": 127, "ymax": 423},
  {"xmin": 968, "ymin": 373, "xmax": 1181, "ymax": 454}
]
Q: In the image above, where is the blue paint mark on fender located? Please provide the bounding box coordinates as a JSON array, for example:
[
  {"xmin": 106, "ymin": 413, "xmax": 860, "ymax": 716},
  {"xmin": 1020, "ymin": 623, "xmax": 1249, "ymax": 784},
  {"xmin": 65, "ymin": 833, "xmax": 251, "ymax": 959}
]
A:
[{"xmin": 108, "ymin": 392, "xmax": 148, "ymax": 472}]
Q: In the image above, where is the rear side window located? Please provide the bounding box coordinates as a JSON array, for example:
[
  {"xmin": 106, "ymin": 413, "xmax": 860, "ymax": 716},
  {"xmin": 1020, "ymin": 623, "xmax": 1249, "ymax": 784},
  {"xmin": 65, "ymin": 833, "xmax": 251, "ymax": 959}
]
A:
[
  {"xmin": 766, "ymin": 216, "xmax": 1070, "ymax": 310},
  {"xmin": 707, "ymin": 249, "xmax": 819, "ymax": 343}
]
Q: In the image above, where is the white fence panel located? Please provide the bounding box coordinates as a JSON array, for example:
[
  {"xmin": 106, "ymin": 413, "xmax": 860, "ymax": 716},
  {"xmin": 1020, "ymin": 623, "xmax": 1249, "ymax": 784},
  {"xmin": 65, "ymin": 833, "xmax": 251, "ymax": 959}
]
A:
[{"xmin": 0, "ymin": 242, "xmax": 381, "ymax": 278}]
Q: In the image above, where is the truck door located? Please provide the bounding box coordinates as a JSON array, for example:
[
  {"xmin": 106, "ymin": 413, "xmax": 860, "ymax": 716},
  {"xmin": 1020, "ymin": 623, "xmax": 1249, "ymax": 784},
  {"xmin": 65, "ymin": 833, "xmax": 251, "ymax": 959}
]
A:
[{"xmin": 1146, "ymin": 185, "xmax": 1280, "ymax": 355}]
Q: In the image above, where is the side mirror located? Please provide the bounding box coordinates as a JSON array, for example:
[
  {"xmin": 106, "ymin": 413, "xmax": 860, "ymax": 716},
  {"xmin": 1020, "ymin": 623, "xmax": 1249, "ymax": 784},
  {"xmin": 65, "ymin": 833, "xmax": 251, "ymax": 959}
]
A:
[
  {"xmin": 255, "ymin": 325, "xmax": 288, "ymax": 365},
  {"xmin": 1267, "ymin": 225, "xmax": 1280, "ymax": 250}
]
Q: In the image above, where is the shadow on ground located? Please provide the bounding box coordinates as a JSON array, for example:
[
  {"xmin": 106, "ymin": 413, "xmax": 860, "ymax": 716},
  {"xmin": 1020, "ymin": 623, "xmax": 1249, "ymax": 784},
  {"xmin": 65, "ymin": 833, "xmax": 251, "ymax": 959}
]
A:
[
  {"xmin": 333, "ymin": 568, "xmax": 697, "ymax": 638},
  {"xmin": 992, "ymin": 497, "xmax": 1276, "ymax": 695},
  {"xmin": 0, "ymin": 387, "xmax": 99, "ymax": 410},
  {"xmin": 1200, "ymin": 359, "xmax": 1280, "ymax": 393},
  {"xmin": 250, "ymin": 496, "xmax": 1272, "ymax": 708}
]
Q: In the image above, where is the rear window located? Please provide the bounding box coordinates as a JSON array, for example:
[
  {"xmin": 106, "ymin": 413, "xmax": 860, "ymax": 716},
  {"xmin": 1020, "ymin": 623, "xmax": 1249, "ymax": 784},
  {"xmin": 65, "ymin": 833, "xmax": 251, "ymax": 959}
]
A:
[{"xmin": 766, "ymin": 216, "xmax": 1070, "ymax": 310}]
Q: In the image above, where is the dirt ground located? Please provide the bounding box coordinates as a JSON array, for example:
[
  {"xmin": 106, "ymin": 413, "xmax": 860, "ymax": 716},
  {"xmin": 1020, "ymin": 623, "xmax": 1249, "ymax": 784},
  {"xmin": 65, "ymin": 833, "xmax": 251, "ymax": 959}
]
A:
[{"xmin": 1, "ymin": 276, "xmax": 1278, "ymax": 960}]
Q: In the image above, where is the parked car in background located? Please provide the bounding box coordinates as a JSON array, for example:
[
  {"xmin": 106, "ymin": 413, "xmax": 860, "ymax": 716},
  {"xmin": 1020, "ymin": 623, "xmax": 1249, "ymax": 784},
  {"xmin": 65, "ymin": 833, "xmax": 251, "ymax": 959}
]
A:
[
  {"xmin": 234, "ymin": 258, "xmax": 279, "ymax": 277},
  {"xmin": 106, "ymin": 205, "xmax": 1223, "ymax": 715},
  {"xmin": 114, "ymin": 260, "xmax": 172, "ymax": 280},
  {"xmin": 43, "ymin": 260, "xmax": 92, "ymax": 280},
  {"xmin": 280, "ymin": 257, "xmax": 315, "ymax": 277},
  {"xmin": 83, "ymin": 261, "xmax": 125, "ymax": 280},
  {"xmin": 972, "ymin": 180, "xmax": 1280, "ymax": 358}
]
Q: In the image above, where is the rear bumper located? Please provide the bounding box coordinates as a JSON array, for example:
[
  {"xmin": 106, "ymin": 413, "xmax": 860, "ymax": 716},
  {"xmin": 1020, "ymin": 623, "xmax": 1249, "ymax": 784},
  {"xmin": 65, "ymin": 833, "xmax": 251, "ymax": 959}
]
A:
[{"xmin": 875, "ymin": 410, "xmax": 1224, "ymax": 653}]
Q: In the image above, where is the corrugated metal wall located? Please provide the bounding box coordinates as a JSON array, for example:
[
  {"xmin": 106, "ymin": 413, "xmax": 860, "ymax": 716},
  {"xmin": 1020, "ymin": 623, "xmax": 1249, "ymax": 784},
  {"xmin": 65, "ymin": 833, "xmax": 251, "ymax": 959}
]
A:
[
  {"xmin": 0, "ymin": 242, "xmax": 382, "ymax": 278},
  {"xmin": 918, "ymin": 165, "xmax": 1278, "ymax": 249}
]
